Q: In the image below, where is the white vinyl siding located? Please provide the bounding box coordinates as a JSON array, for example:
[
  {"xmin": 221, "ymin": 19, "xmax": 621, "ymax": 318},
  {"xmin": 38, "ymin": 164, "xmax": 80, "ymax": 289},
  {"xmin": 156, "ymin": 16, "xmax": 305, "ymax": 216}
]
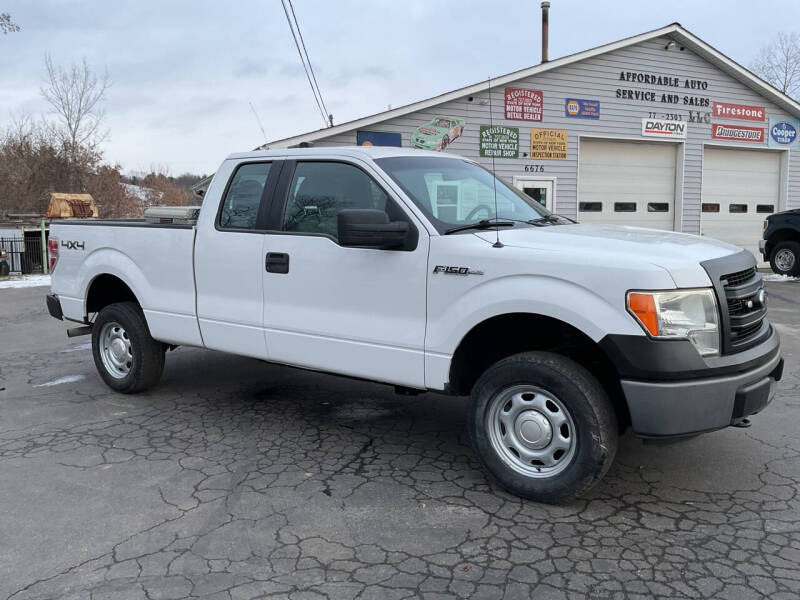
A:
[
  {"xmin": 577, "ymin": 139, "xmax": 676, "ymax": 229},
  {"xmin": 701, "ymin": 147, "xmax": 781, "ymax": 262}
]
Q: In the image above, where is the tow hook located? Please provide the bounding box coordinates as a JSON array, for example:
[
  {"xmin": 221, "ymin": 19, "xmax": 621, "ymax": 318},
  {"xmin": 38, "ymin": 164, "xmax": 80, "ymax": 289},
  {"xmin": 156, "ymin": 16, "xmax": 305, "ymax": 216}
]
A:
[{"xmin": 731, "ymin": 417, "xmax": 752, "ymax": 428}]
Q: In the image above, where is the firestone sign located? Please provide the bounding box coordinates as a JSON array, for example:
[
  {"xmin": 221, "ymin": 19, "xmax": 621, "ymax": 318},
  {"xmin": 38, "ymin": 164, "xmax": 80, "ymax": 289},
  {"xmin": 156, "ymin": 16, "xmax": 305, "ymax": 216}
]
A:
[
  {"xmin": 505, "ymin": 88, "xmax": 543, "ymax": 122},
  {"xmin": 641, "ymin": 118, "xmax": 687, "ymax": 138},
  {"xmin": 711, "ymin": 123, "xmax": 765, "ymax": 143},
  {"xmin": 712, "ymin": 102, "xmax": 766, "ymax": 122}
]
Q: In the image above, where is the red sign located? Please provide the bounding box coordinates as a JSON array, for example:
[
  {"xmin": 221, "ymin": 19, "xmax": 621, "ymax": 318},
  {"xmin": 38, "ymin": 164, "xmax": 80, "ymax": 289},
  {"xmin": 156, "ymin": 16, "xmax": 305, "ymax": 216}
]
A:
[
  {"xmin": 505, "ymin": 87, "xmax": 543, "ymax": 121},
  {"xmin": 711, "ymin": 123, "xmax": 765, "ymax": 143},
  {"xmin": 712, "ymin": 102, "xmax": 766, "ymax": 122}
]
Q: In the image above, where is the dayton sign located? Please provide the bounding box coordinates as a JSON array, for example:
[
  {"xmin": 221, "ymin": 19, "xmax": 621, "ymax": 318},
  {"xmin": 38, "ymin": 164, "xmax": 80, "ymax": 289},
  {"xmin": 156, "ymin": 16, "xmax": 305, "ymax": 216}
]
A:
[{"xmin": 641, "ymin": 118, "xmax": 687, "ymax": 138}]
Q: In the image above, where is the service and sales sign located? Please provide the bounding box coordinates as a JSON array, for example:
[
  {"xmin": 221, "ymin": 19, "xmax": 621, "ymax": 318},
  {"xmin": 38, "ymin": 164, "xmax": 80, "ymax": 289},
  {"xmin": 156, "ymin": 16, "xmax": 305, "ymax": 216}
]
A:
[
  {"xmin": 641, "ymin": 118, "xmax": 687, "ymax": 138},
  {"xmin": 505, "ymin": 87, "xmax": 543, "ymax": 121},
  {"xmin": 479, "ymin": 125, "xmax": 519, "ymax": 158},
  {"xmin": 565, "ymin": 98, "xmax": 600, "ymax": 119},
  {"xmin": 768, "ymin": 117, "xmax": 799, "ymax": 148},
  {"xmin": 712, "ymin": 102, "xmax": 766, "ymax": 122},
  {"xmin": 530, "ymin": 128, "xmax": 567, "ymax": 160},
  {"xmin": 711, "ymin": 123, "xmax": 765, "ymax": 143}
]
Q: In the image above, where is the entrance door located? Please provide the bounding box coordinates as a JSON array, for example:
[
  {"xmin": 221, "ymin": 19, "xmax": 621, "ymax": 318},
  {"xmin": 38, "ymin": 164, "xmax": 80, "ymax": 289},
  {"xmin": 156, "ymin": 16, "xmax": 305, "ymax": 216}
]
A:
[
  {"xmin": 261, "ymin": 159, "xmax": 429, "ymax": 388},
  {"xmin": 513, "ymin": 177, "xmax": 554, "ymax": 211}
]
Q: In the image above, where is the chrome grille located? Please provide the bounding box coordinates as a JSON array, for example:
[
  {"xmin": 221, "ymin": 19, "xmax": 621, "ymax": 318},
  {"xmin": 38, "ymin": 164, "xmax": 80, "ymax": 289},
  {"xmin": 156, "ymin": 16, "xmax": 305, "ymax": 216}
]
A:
[
  {"xmin": 722, "ymin": 267, "xmax": 756, "ymax": 288},
  {"xmin": 721, "ymin": 268, "xmax": 766, "ymax": 349},
  {"xmin": 701, "ymin": 251, "xmax": 769, "ymax": 355}
]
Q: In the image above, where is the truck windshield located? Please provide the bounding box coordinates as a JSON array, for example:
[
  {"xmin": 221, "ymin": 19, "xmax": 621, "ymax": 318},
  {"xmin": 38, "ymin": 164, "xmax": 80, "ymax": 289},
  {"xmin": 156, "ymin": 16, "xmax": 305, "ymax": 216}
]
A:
[{"xmin": 375, "ymin": 156, "xmax": 552, "ymax": 234}]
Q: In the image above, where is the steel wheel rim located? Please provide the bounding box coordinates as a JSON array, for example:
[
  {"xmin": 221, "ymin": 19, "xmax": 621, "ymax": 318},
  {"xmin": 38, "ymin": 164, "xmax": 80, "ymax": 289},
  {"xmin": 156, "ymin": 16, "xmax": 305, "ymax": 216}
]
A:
[
  {"xmin": 775, "ymin": 249, "xmax": 796, "ymax": 272},
  {"xmin": 486, "ymin": 384, "xmax": 577, "ymax": 478},
  {"xmin": 99, "ymin": 321, "xmax": 132, "ymax": 379}
]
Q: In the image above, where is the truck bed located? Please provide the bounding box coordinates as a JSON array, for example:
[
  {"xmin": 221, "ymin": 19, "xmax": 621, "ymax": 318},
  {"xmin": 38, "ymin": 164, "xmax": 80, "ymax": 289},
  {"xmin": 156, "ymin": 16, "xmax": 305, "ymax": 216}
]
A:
[{"xmin": 49, "ymin": 220, "xmax": 202, "ymax": 347}]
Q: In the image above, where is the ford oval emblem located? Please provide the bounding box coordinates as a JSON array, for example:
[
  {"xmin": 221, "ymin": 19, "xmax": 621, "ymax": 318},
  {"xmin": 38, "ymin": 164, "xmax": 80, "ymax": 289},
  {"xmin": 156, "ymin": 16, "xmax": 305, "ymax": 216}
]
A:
[{"xmin": 771, "ymin": 121, "xmax": 797, "ymax": 145}]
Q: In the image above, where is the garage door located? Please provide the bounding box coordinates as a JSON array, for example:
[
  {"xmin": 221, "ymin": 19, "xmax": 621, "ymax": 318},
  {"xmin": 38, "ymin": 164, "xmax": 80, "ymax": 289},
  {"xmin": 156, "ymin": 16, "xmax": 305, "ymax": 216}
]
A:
[
  {"xmin": 701, "ymin": 147, "xmax": 780, "ymax": 262},
  {"xmin": 578, "ymin": 139, "xmax": 677, "ymax": 229}
]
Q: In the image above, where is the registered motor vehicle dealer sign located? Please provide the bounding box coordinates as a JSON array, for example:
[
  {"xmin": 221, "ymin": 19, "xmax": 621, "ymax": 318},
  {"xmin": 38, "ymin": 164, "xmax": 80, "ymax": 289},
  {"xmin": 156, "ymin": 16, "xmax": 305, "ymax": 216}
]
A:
[
  {"xmin": 505, "ymin": 87, "xmax": 543, "ymax": 122},
  {"xmin": 641, "ymin": 118, "xmax": 687, "ymax": 138}
]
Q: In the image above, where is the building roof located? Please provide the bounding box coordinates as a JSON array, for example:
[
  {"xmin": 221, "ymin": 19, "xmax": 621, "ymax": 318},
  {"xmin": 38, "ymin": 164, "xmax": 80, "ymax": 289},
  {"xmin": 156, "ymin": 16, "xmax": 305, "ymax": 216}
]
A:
[{"xmin": 261, "ymin": 23, "xmax": 800, "ymax": 149}]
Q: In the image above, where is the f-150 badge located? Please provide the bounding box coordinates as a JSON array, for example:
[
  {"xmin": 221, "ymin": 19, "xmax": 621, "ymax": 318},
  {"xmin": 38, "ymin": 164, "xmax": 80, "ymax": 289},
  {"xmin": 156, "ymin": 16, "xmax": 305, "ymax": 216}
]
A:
[{"xmin": 433, "ymin": 265, "xmax": 484, "ymax": 276}]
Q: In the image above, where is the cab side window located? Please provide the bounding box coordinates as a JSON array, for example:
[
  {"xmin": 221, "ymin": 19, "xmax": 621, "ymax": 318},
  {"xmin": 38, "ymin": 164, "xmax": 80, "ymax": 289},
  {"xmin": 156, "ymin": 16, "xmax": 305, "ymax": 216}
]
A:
[
  {"xmin": 282, "ymin": 162, "xmax": 392, "ymax": 239},
  {"xmin": 219, "ymin": 162, "xmax": 272, "ymax": 230}
]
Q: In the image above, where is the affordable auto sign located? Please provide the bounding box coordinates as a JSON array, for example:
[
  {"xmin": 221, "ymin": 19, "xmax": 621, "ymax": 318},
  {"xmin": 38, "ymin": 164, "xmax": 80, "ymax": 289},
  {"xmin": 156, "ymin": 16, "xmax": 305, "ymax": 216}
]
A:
[{"xmin": 768, "ymin": 118, "xmax": 799, "ymax": 148}]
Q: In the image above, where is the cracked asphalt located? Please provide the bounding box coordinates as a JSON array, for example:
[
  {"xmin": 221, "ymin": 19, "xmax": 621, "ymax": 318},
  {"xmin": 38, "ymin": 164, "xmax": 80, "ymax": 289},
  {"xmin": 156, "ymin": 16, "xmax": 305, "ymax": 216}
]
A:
[{"xmin": 1, "ymin": 281, "xmax": 798, "ymax": 600}]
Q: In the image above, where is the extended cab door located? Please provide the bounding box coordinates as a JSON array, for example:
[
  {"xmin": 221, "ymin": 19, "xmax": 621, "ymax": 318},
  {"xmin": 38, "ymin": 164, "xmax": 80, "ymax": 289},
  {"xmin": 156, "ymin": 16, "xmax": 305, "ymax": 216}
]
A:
[
  {"xmin": 194, "ymin": 159, "xmax": 281, "ymax": 358},
  {"xmin": 261, "ymin": 158, "xmax": 429, "ymax": 387}
]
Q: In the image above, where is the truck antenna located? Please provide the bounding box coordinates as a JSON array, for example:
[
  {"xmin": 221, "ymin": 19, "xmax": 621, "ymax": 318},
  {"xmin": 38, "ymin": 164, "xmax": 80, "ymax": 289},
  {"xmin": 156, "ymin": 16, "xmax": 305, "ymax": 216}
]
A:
[
  {"xmin": 249, "ymin": 101, "xmax": 268, "ymax": 145},
  {"xmin": 487, "ymin": 76, "xmax": 503, "ymax": 248}
]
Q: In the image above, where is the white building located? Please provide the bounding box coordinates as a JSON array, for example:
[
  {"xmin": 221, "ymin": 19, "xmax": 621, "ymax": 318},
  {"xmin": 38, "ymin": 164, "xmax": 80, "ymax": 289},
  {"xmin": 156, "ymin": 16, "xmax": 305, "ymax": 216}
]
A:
[{"xmin": 263, "ymin": 22, "xmax": 800, "ymax": 261}]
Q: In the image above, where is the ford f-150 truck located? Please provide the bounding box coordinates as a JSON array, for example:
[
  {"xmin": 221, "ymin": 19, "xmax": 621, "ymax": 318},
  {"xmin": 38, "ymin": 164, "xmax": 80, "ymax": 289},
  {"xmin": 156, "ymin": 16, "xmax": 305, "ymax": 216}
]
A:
[{"xmin": 46, "ymin": 147, "xmax": 783, "ymax": 503}]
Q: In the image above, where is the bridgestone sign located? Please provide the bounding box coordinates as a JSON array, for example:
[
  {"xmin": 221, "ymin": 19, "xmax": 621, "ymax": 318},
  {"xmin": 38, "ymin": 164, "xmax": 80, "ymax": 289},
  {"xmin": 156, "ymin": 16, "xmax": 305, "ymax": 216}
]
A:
[
  {"xmin": 711, "ymin": 123, "xmax": 765, "ymax": 143},
  {"xmin": 479, "ymin": 125, "xmax": 519, "ymax": 158}
]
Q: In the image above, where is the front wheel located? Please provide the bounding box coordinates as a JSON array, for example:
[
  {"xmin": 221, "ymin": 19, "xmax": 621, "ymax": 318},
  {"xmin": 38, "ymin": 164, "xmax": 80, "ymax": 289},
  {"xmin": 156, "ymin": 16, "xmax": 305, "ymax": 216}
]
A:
[
  {"xmin": 769, "ymin": 241, "xmax": 800, "ymax": 276},
  {"xmin": 468, "ymin": 352, "xmax": 617, "ymax": 504},
  {"xmin": 92, "ymin": 302, "xmax": 165, "ymax": 393}
]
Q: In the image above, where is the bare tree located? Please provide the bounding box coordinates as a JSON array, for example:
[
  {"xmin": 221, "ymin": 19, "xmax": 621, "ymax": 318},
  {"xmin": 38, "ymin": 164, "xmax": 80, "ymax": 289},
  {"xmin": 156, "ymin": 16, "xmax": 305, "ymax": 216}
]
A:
[
  {"xmin": 751, "ymin": 31, "xmax": 800, "ymax": 98},
  {"xmin": 0, "ymin": 12, "xmax": 19, "ymax": 34},
  {"xmin": 40, "ymin": 55, "xmax": 109, "ymax": 179}
]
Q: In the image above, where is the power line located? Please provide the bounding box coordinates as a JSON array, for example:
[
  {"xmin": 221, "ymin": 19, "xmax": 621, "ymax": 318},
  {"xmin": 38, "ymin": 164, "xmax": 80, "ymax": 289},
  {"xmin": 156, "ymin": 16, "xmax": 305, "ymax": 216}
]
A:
[
  {"xmin": 280, "ymin": 0, "xmax": 329, "ymax": 127},
  {"xmin": 287, "ymin": 0, "xmax": 330, "ymax": 124}
]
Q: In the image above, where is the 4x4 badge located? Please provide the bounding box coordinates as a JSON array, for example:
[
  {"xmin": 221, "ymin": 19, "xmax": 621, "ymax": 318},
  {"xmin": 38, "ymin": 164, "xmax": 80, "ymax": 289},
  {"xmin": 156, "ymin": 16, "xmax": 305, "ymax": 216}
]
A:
[{"xmin": 432, "ymin": 265, "xmax": 484, "ymax": 276}]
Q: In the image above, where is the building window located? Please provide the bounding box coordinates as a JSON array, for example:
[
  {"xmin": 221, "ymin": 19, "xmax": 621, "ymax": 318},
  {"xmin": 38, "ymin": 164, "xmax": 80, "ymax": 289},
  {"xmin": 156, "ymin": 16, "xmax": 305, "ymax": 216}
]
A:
[
  {"xmin": 756, "ymin": 204, "xmax": 775, "ymax": 213},
  {"xmin": 702, "ymin": 203, "xmax": 720, "ymax": 213},
  {"xmin": 647, "ymin": 202, "xmax": 669, "ymax": 212},
  {"xmin": 614, "ymin": 202, "xmax": 636, "ymax": 212},
  {"xmin": 729, "ymin": 204, "xmax": 747, "ymax": 213},
  {"xmin": 579, "ymin": 202, "xmax": 601, "ymax": 212}
]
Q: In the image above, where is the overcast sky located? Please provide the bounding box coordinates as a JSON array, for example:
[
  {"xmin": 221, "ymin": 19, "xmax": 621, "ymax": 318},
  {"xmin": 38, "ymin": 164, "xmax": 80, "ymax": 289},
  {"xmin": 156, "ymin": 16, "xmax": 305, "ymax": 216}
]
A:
[{"xmin": 2, "ymin": 0, "xmax": 798, "ymax": 175}]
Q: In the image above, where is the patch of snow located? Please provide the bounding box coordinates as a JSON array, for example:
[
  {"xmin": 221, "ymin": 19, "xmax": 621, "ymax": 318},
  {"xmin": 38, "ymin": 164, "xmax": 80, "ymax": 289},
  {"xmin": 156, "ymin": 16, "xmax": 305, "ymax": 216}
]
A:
[
  {"xmin": 762, "ymin": 274, "xmax": 798, "ymax": 282},
  {"xmin": 0, "ymin": 275, "xmax": 51, "ymax": 289},
  {"xmin": 34, "ymin": 374, "xmax": 86, "ymax": 387},
  {"xmin": 61, "ymin": 342, "xmax": 92, "ymax": 353}
]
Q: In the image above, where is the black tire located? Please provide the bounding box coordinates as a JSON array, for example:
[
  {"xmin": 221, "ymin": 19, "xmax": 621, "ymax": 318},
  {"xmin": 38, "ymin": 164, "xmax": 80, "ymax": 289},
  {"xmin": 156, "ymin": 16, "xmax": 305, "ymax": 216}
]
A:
[
  {"xmin": 468, "ymin": 351, "xmax": 617, "ymax": 504},
  {"xmin": 769, "ymin": 241, "xmax": 800, "ymax": 276},
  {"xmin": 91, "ymin": 302, "xmax": 165, "ymax": 393}
]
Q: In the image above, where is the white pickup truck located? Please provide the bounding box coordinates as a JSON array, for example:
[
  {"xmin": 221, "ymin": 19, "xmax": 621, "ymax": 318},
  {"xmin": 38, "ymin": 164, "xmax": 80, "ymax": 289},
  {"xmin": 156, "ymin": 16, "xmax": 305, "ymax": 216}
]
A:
[{"xmin": 46, "ymin": 147, "xmax": 783, "ymax": 503}]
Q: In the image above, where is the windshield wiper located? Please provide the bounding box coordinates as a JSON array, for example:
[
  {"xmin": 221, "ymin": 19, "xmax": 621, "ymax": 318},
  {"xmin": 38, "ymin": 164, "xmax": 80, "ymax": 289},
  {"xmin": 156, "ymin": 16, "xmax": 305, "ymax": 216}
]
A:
[
  {"xmin": 443, "ymin": 219, "xmax": 515, "ymax": 235},
  {"xmin": 527, "ymin": 213, "xmax": 575, "ymax": 226}
]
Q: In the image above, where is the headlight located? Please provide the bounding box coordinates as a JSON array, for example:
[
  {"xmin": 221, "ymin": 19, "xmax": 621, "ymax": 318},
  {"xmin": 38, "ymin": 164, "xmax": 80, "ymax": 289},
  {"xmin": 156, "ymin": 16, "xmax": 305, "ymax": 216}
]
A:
[{"xmin": 627, "ymin": 289, "xmax": 720, "ymax": 356}]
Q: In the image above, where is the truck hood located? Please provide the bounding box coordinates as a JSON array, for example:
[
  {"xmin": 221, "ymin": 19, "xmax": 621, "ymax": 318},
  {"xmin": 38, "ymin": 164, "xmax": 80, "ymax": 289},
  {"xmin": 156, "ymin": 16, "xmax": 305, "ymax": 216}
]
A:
[{"xmin": 474, "ymin": 223, "xmax": 745, "ymax": 287}]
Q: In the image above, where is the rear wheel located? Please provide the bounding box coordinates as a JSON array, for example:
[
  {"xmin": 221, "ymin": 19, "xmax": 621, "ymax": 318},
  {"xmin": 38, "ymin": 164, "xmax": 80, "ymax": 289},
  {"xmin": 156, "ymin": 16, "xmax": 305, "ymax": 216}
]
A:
[
  {"xmin": 769, "ymin": 241, "xmax": 800, "ymax": 276},
  {"xmin": 468, "ymin": 351, "xmax": 617, "ymax": 504},
  {"xmin": 92, "ymin": 302, "xmax": 165, "ymax": 393}
]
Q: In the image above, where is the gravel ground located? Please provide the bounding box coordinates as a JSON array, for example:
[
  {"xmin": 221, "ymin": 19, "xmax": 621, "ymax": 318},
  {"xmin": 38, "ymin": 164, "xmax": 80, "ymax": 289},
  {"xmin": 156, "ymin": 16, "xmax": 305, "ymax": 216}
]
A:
[{"xmin": 0, "ymin": 281, "xmax": 798, "ymax": 600}]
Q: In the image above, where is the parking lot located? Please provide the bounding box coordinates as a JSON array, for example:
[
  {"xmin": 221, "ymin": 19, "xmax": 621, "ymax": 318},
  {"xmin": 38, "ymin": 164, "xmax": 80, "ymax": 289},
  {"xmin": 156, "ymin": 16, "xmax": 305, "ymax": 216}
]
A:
[{"xmin": 0, "ymin": 281, "xmax": 797, "ymax": 600}]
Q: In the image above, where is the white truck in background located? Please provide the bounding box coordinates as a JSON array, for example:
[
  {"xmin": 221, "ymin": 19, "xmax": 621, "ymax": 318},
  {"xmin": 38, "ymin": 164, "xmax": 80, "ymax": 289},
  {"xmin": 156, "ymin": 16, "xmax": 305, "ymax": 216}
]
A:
[{"xmin": 46, "ymin": 147, "xmax": 782, "ymax": 503}]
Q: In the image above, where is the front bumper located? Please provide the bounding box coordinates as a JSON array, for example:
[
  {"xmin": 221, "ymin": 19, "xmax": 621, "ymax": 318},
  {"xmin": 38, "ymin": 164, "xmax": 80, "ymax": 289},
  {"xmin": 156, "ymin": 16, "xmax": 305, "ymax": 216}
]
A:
[
  {"xmin": 621, "ymin": 350, "xmax": 783, "ymax": 438},
  {"xmin": 602, "ymin": 326, "xmax": 782, "ymax": 438}
]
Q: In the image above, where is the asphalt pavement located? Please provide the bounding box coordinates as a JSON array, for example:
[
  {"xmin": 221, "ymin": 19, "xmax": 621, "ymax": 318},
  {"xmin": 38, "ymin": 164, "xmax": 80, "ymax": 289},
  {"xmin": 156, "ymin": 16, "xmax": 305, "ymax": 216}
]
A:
[{"xmin": 0, "ymin": 281, "xmax": 798, "ymax": 600}]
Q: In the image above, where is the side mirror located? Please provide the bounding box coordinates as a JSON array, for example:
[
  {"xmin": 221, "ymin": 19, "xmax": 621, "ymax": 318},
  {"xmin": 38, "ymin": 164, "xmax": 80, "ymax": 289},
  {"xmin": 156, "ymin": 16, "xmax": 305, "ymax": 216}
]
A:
[{"xmin": 338, "ymin": 209, "xmax": 409, "ymax": 249}]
